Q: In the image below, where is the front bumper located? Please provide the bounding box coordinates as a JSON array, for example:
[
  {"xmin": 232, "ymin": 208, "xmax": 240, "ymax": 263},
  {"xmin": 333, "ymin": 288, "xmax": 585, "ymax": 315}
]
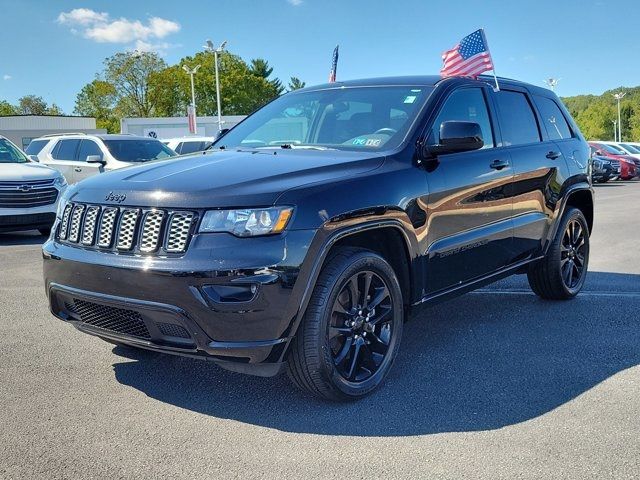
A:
[
  {"xmin": 43, "ymin": 228, "xmax": 317, "ymax": 376},
  {"xmin": 0, "ymin": 194, "xmax": 62, "ymax": 232}
]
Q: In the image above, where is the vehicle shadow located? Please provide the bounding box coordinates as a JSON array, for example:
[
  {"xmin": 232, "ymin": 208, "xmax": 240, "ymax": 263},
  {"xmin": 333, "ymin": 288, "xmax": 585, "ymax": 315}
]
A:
[
  {"xmin": 0, "ymin": 230, "xmax": 47, "ymax": 246},
  {"xmin": 112, "ymin": 271, "xmax": 640, "ymax": 436}
]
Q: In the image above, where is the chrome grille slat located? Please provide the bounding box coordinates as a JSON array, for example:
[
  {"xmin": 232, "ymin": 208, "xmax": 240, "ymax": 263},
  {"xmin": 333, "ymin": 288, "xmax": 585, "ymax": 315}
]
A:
[
  {"xmin": 140, "ymin": 210, "xmax": 165, "ymax": 253},
  {"xmin": 116, "ymin": 209, "xmax": 140, "ymax": 250},
  {"xmin": 59, "ymin": 204, "xmax": 73, "ymax": 240},
  {"xmin": 81, "ymin": 206, "xmax": 100, "ymax": 245},
  {"xmin": 98, "ymin": 208, "xmax": 118, "ymax": 248},
  {"xmin": 56, "ymin": 202, "xmax": 194, "ymax": 255},
  {"xmin": 68, "ymin": 205, "xmax": 85, "ymax": 242},
  {"xmin": 166, "ymin": 212, "xmax": 194, "ymax": 253}
]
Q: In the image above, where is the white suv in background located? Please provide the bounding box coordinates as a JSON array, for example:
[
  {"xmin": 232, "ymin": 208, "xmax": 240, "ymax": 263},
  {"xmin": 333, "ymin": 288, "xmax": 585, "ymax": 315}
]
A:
[
  {"xmin": 0, "ymin": 135, "xmax": 67, "ymax": 236},
  {"xmin": 161, "ymin": 136, "xmax": 216, "ymax": 155},
  {"xmin": 27, "ymin": 134, "xmax": 177, "ymax": 184}
]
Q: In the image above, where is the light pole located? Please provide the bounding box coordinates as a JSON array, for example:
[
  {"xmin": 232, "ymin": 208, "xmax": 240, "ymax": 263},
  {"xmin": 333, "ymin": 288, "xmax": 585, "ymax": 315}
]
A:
[
  {"xmin": 544, "ymin": 78, "xmax": 560, "ymax": 92},
  {"xmin": 612, "ymin": 120, "xmax": 617, "ymax": 142},
  {"xmin": 613, "ymin": 92, "xmax": 626, "ymax": 141},
  {"xmin": 182, "ymin": 64, "xmax": 201, "ymax": 134},
  {"xmin": 204, "ymin": 39, "xmax": 227, "ymax": 133}
]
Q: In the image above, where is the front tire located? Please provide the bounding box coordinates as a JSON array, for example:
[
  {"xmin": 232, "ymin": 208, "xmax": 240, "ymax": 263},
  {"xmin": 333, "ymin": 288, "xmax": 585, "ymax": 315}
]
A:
[
  {"xmin": 527, "ymin": 207, "xmax": 589, "ymax": 299},
  {"xmin": 287, "ymin": 247, "xmax": 404, "ymax": 401}
]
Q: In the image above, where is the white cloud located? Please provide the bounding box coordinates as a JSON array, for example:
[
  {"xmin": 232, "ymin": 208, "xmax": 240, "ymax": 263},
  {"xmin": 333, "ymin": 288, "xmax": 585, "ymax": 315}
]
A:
[
  {"xmin": 56, "ymin": 8, "xmax": 180, "ymax": 52},
  {"xmin": 3, "ymin": 74, "xmax": 11, "ymax": 81},
  {"xmin": 57, "ymin": 8, "xmax": 108, "ymax": 25},
  {"xmin": 287, "ymin": 0, "xmax": 303, "ymax": 5}
]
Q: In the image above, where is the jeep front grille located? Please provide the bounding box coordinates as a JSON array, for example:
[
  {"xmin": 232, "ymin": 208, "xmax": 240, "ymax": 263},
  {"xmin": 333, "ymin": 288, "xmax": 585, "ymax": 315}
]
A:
[{"xmin": 57, "ymin": 202, "xmax": 195, "ymax": 255}]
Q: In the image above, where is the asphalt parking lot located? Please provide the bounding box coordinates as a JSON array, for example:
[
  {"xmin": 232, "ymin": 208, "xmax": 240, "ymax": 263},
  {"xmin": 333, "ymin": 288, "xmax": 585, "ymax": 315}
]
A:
[{"xmin": 1, "ymin": 182, "xmax": 638, "ymax": 479}]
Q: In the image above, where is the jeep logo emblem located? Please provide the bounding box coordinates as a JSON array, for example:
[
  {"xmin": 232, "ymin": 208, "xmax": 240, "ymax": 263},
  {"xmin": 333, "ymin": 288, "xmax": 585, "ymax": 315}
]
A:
[{"xmin": 105, "ymin": 191, "xmax": 127, "ymax": 204}]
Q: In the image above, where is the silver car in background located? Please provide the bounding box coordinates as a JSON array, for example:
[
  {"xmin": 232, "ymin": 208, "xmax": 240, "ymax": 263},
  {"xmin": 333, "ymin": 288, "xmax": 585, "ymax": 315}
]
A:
[
  {"xmin": 27, "ymin": 133, "xmax": 177, "ymax": 184},
  {"xmin": 0, "ymin": 135, "xmax": 67, "ymax": 236}
]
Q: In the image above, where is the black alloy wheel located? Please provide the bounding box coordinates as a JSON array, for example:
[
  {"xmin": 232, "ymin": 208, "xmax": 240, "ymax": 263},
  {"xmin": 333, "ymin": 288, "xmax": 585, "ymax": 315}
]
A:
[
  {"xmin": 329, "ymin": 270, "xmax": 394, "ymax": 382},
  {"xmin": 560, "ymin": 219, "xmax": 587, "ymax": 290}
]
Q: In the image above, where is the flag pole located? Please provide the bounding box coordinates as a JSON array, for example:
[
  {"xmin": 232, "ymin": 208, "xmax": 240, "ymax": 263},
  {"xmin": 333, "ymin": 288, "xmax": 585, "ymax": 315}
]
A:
[{"xmin": 480, "ymin": 29, "xmax": 499, "ymax": 91}]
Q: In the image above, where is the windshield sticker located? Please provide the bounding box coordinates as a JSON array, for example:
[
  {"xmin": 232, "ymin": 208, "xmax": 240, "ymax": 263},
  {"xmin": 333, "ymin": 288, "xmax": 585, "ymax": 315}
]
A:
[
  {"xmin": 352, "ymin": 138, "xmax": 382, "ymax": 147},
  {"xmin": 403, "ymin": 95, "xmax": 417, "ymax": 104}
]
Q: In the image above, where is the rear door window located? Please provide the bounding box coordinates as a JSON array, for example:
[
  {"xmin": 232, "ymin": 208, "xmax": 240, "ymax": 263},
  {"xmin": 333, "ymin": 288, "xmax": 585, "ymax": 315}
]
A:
[
  {"xmin": 25, "ymin": 139, "xmax": 49, "ymax": 156},
  {"xmin": 494, "ymin": 91, "xmax": 541, "ymax": 146},
  {"xmin": 534, "ymin": 96, "xmax": 573, "ymax": 141},
  {"xmin": 52, "ymin": 139, "xmax": 81, "ymax": 160}
]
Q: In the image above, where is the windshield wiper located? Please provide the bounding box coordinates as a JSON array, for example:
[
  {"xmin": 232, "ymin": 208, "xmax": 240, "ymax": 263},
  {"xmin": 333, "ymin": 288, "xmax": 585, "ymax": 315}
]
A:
[{"xmin": 276, "ymin": 144, "xmax": 335, "ymax": 151}]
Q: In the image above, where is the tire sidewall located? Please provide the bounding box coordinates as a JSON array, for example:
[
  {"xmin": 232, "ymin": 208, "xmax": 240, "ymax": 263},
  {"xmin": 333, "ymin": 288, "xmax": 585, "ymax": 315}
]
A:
[{"xmin": 556, "ymin": 208, "xmax": 590, "ymax": 297}]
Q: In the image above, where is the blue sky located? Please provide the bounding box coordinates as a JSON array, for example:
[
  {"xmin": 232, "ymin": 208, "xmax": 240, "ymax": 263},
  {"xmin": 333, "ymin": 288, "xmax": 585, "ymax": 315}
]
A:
[{"xmin": 1, "ymin": 0, "xmax": 639, "ymax": 113}]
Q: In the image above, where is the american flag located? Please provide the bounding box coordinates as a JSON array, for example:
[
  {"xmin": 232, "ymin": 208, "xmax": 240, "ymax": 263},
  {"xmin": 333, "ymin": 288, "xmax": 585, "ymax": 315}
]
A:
[
  {"xmin": 441, "ymin": 29, "xmax": 494, "ymax": 78},
  {"xmin": 329, "ymin": 45, "xmax": 339, "ymax": 83}
]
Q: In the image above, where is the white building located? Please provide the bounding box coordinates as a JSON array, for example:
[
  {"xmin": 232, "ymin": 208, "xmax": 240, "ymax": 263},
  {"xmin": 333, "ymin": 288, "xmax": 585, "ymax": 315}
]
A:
[
  {"xmin": 0, "ymin": 115, "xmax": 105, "ymax": 150},
  {"xmin": 120, "ymin": 115, "xmax": 246, "ymax": 139}
]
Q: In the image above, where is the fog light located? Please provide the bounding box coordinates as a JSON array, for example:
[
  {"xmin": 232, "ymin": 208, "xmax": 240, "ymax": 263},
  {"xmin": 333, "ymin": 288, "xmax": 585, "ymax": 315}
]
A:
[{"xmin": 202, "ymin": 284, "xmax": 258, "ymax": 303}]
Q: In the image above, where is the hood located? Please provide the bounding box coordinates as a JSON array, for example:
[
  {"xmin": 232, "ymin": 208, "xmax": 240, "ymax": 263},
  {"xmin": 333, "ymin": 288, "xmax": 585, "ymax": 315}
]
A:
[
  {"xmin": 0, "ymin": 161, "xmax": 60, "ymax": 181},
  {"xmin": 69, "ymin": 149, "xmax": 385, "ymax": 208}
]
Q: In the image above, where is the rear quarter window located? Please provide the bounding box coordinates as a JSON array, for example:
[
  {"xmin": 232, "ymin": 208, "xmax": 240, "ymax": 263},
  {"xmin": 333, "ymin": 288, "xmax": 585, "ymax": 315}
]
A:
[
  {"xmin": 534, "ymin": 96, "xmax": 573, "ymax": 141},
  {"xmin": 25, "ymin": 139, "xmax": 49, "ymax": 155},
  {"xmin": 494, "ymin": 91, "xmax": 541, "ymax": 146}
]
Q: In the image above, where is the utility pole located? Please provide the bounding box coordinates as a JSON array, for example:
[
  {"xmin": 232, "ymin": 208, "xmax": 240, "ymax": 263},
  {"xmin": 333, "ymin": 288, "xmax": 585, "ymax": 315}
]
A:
[
  {"xmin": 544, "ymin": 78, "xmax": 560, "ymax": 92},
  {"xmin": 182, "ymin": 64, "xmax": 201, "ymax": 134},
  {"xmin": 204, "ymin": 39, "xmax": 227, "ymax": 134},
  {"xmin": 613, "ymin": 92, "xmax": 626, "ymax": 141}
]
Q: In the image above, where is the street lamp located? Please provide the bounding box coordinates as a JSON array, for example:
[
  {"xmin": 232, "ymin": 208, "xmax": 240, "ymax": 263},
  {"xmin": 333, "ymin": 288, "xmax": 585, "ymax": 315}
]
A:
[
  {"xmin": 182, "ymin": 64, "xmax": 201, "ymax": 134},
  {"xmin": 544, "ymin": 78, "xmax": 561, "ymax": 91},
  {"xmin": 612, "ymin": 120, "xmax": 617, "ymax": 142},
  {"xmin": 613, "ymin": 91, "xmax": 626, "ymax": 141},
  {"xmin": 203, "ymin": 39, "xmax": 227, "ymax": 133}
]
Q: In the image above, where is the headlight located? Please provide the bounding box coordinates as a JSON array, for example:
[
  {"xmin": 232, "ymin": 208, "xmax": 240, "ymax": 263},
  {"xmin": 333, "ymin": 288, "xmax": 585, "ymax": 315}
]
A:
[
  {"xmin": 199, "ymin": 207, "xmax": 293, "ymax": 237},
  {"xmin": 53, "ymin": 175, "xmax": 67, "ymax": 188}
]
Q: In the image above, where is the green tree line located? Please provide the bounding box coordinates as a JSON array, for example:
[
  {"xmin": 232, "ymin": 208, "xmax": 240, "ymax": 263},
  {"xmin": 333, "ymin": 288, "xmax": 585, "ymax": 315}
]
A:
[
  {"xmin": 562, "ymin": 87, "xmax": 640, "ymax": 141},
  {"xmin": 0, "ymin": 95, "xmax": 63, "ymax": 116}
]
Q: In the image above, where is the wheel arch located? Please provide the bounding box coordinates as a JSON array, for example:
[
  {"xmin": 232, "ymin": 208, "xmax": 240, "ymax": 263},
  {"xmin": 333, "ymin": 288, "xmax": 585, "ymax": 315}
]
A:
[{"xmin": 544, "ymin": 183, "xmax": 594, "ymax": 255}]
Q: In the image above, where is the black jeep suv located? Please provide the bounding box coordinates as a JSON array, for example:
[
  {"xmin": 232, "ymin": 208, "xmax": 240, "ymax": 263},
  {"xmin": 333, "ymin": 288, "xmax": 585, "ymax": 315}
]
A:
[{"xmin": 44, "ymin": 75, "xmax": 593, "ymax": 400}]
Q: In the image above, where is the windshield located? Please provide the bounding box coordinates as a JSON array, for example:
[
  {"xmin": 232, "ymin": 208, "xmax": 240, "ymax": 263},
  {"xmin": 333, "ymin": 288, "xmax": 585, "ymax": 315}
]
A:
[
  {"xmin": 214, "ymin": 86, "xmax": 433, "ymax": 152},
  {"xmin": 620, "ymin": 143, "xmax": 640, "ymax": 154},
  {"xmin": 601, "ymin": 143, "xmax": 625, "ymax": 154},
  {"xmin": 102, "ymin": 139, "xmax": 177, "ymax": 162},
  {"xmin": 0, "ymin": 138, "xmax": 28, "ymax": 163}
]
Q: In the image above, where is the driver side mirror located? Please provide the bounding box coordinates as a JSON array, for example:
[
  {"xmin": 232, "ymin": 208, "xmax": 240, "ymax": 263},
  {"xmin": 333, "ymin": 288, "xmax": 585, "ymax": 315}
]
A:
[
  {"xmin": 86, "ymin": 155, "xmax": 106, "ymax": 166},
  {"xmin": 425, "ymin": 121, "xmax": 484, "ymax": 156},
  {"xmin": 27, "ymin": 155, "xmax": 39, "ymax": 163}
]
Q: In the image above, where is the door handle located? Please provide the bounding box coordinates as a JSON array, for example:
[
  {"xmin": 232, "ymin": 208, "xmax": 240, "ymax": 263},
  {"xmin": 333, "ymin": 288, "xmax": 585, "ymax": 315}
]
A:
[
  {"xmin": 546, "ymin": 151, "xmax": 561, "ymax": 160},
  {"xmin": 74, "ymin": 167, "xmax": 82, "ymax": 172},
  {"xmin": 490, "ymin": 159, "xmax": 509, "ymax": 170}
]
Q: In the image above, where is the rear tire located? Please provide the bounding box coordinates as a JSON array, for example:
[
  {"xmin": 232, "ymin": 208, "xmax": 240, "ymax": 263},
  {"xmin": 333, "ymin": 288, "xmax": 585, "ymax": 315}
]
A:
[
  {"xmin": 527, "ymin": 207, "xmax": 589, "ymax": 300},
  {"xmin": 286, "ymin": 247, "xmax": 404, "ymax": 401}
]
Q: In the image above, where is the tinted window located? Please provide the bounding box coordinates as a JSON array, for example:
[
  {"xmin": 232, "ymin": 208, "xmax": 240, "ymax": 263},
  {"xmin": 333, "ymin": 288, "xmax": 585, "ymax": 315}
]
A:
[
  {"xmin": 494, "ymin": 91, "xmax": 540, "ymax": 146},
  {"xmin": 25, "ymin": 139, "xmax": 49, "ymax": 155},
  {"xmin": 600, "ymin": 143, "xmax": 624, "ymax": 155},
  {"xmin": 179, "ymin": 141, "xmax": 205, "ymax": 154},
  {"xmin": 77, "ymin": 140, "xmax": 103, "ymax": 161},
  {"xmin": 102, "ymin": 139, "xmax": 176, "ymax": 162},
  {"xmin": 215, "ymin": 86, "xmax": 433, "ymax": 152},
  {"xmin": 620, "ymin": 143, "xmax": 640, "ymax": 153},
  {"xmin": 0, "ymin": 139, "xmax": 28, "ymax": 163},
  {"xmin": 174, "ymin": 142, "xmax": 184, "ymax": 154},
  {"xmin": 431, "ymin": 88, "xmax": 494, "ymax": 148},
  {"xmin": 534, "ymin": 96, "xmax": 572, "ymax": 140},
  {"xmin": 52, "ymin": 139, "xmax": 80, "ymax": 160}
]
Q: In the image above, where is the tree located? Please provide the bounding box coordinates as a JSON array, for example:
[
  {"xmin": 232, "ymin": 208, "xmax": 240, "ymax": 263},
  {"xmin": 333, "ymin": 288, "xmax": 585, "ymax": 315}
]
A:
[
  {"xmin": 0, "ymin": 100, "xmax": 16, "ymax": 115},
  {"xmin": 74, "ymin": 80, "xmax": 119, "ymax": 133},
  {"xmin": 250, "ymin": 58, "xmax": 284, "ymax": 95},
  {"xmin": 103, "ymin": 51, "xmax": 168, "ymax": 117},
  {"xmin": 288, "ymin": 77, "xmax": 306, "ymax": 91},
  {"xmin": 17, "ymin": 95, "xmax": 49, "ymax": 115}
]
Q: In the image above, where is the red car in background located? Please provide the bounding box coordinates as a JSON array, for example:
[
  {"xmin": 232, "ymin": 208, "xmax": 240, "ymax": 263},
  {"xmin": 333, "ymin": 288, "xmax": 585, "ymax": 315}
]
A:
[{"xmin": 589, "ymin": 142, "xmax": 638, "ymax": 180}]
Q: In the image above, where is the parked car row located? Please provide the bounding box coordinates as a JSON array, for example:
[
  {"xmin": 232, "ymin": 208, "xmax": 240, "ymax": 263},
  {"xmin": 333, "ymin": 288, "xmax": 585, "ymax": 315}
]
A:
[{"xmin": 589, "ymin": 141, "xmax": 640, "ymax": 182}]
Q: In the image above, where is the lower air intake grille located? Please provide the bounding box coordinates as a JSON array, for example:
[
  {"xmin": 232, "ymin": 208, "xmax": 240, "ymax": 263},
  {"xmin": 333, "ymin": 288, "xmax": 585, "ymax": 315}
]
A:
[
  {"xmin": 73, "ymin": 299, "xmax": 151, "ymax": 339},
  {"xmin": 156, "ymin": 322, "xmax": 190, "ymax": 339}
]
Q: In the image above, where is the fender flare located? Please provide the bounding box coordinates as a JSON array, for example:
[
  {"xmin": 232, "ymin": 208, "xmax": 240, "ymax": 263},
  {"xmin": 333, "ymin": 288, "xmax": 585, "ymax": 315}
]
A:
[{"xmin": 544, "ymin": 182, "xmax": 594, "ymax": 254}]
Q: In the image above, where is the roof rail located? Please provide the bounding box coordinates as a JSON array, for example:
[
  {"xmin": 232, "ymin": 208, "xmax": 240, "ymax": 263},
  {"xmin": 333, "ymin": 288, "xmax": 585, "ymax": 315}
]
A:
[{"xmin": 40, "ymin": 132, "xmax": 88, "ymax": 138}]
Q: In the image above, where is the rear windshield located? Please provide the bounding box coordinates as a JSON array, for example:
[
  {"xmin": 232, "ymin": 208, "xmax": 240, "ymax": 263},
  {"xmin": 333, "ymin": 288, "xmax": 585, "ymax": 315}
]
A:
[
  {"xmin": 0, "ymin": 138, "xmax": 28, "ymax": 163},
  {"xmin": 102, "ymin": 139, "xmax": 177, "ymax": 162},
  {"xmin": 620, "ymin": 143, "xmax": 640, "ymax": 154},
  {"xmin": 25, "ymin": 139, "xmax": 49, "ymax": 156}
]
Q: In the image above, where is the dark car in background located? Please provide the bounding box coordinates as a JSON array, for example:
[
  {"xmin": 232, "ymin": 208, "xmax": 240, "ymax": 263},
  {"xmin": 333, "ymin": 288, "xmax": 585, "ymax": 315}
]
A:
[
  {"xmin": 589, "ymin": 142, "xmax": 638, "ymax": 180},
  {"xmin": 43, "ymin": 75, "xmax": 593, "ymax": 400},
  {"xmin": 591, "ymin": 156, "xmax": 620, "ymax": 183}
]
